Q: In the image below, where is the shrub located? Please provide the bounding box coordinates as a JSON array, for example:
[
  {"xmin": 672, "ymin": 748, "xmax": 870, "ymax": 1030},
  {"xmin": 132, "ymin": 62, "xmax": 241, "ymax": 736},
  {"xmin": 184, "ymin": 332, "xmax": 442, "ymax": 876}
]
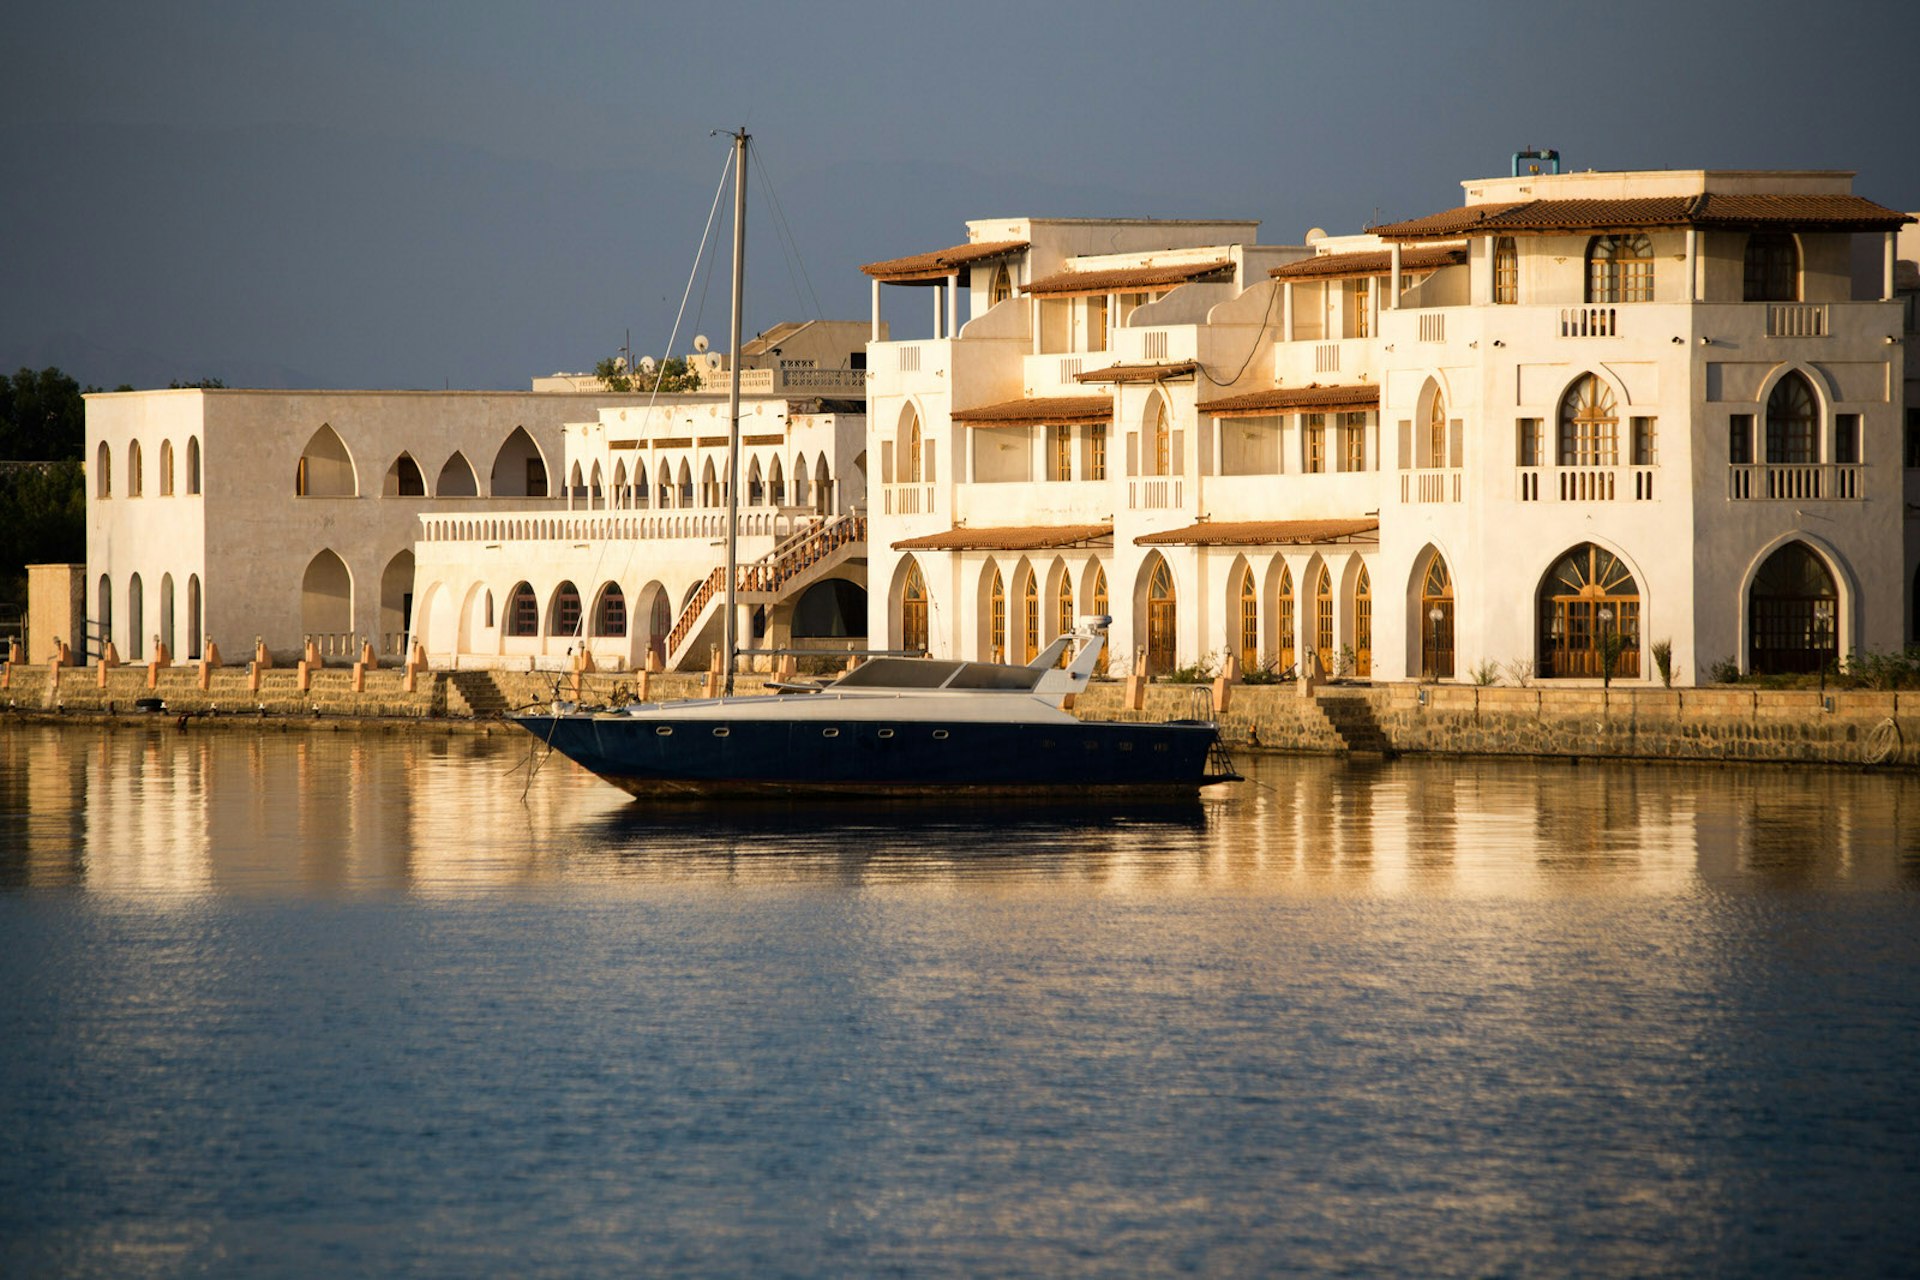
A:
[
  {"xmin": 1240, "ymin": 658, "xmax": 1291, "ymax": 686},
  {"xmin": 1707, "ymin": 656, "xmax": 1741, "ymax": 684},
  {"xmin": 1160, "ymin": 655, "xmax": 1218, "ymax": 684},
  {"xmin": 1470, "ymin": 659, "xmax": 1500, "ymax": 686},
  {"xmin": 1502, "ymin": 658, "xmax": 1535, "ymax": 688},
  {"xmin": 1651, "ymin": 638, "xmax": 1673, "ymax": 688}
]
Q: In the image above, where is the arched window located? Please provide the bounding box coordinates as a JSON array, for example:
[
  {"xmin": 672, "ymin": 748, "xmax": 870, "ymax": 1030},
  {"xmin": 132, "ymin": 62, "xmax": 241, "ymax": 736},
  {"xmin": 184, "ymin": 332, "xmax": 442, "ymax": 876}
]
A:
[
  {"xmin": 1493, "ymin": 236, "xmax": 1518, "ymax": 305},
  {"xmin": 1538, "ymin": 544, "xmax": 1640, "ymax": 679},
  {"xmin": 549, "ymin": 581, "xmax": 582, "ymax": 636},
  {"xmin": 1421, "ymin": 556, "xmax": 1454, "ymax": 679},
  {"xmin": 1314, "ymin": 565, "xmax": 1334, "ymax": 675},
  {"xmin": 1744, "ymin": 233, "xmax": 1800, "ymax": 303},
  {"xmin": 301, "ymin": 550, "xmax": 351, "ymax": 643},
  {"xmin": 901, "ymin": 560, "xmax": 929, "ymax": 654},
  {"xmin": 1146, "ymin": 558, "xmax": 1176, "ymax": 676},
  {"xmin": 1749, "ymin": 543, "xmax": 1838, "ymax": 675},
  {"xmin": 1352, "ymin": 565, "xmax": 1372, "ymax": 677},
  {"xmin": 159, "ymin": 574, "xmax": 175, "ymax": 657},
  {"xmin": 1235, "ymin": 565, "xmax": 1258, "ymax": 673},
  {"xmin": 589, "ymin": 462, "xmax": 604, "ymax": 506},
  {"xmin": 1273, "ymin": 563, "xmax": 1295, "ymax": 677},
  {"xmin": 1090, "ymin": 563, "xmax": 1110, "ymax": 676},
  {"xmin": 813, "ymin": 456, "xmax": 830, "ymax": 513},
  {"xmin": 1427, "ymin": 389, "xmax": 1448, "ymax": 470},
  {"xmin": 1766, "ymin": 373, "xmax": 1818, "ymax": 464},
  {"xmin": 505, "ymin": 582, "xmax": 539, "ymax": 637},
  {"xmin": 792, "ymin": 454, "xmax": 809, "ymax": 507},
  {"xmin": 987, "ymin": 567, "xmax": 1006, "ymax": 663},
  {"xmin": 634, "ymin": 460, "xmax": 651, "ymax": 509},
  {"xmin": 436, "ymin": 451, "xmax": 479, "ymax": 497},
  {"xmin": 385, "ymin": 453, "xmax": 426, "ymax": 497},
  {"xmin": 187, "ymin": 574, "xmax": 202, "ymax": 659},
  {"xmin": 904, "ymin": 408, "xmax": 922, "ymax": 482},
  {"xmin": 768, "ymin": 456, "xmax": 785, "ymax": 507},
  {"xmin": 128, "ymin": 440, "xmax": 144, "ymax": 497},
  {"xmin": 1019, "ymin": 567, "xmax": 1039, "ymax": 664},
  {"xmin": 592, "ymin": 583, "xmax": 626, "ymax": 638},
  {"xmin": 296, "ymin": 425, "xmax": 355, "ymax": 497},
  {"xmin": 186, "ymin": 437, "xmax": 201, "ymax": 494},
  {"xmin": 159, "ymin": 440, "xmax": 175, "ymax": 496},
  {"xmin": 96, "ymin": 442, "xmax": 111, "ymax": 498},
  {"xmin": 1150, "ymin": 401, "xmax": 1171, "ymax": 476},
  {"xmin": 990, "ymin": 264, "xmax": 1013, "ymax": 308},
  {"xmin": 489, "ymin": 427, "xmax": 548, "ymax": 497},
  {"xmin": 677, "ymin": 460, "xmax": 693, "ymax": 508},
  {"xmin": 98, "ymin": 574, "xmax": 112, "ymax": 650},
  {"xmin": 1586, "ymin": 233, "xmax": 1654, "ymax": 304},
  {"xmin": 1559, "ymin": 375, "xmax": 1619, "ymax": 466},
  {"xmin": 746, "ymin": 457, "xmax": 763, "ymax": 506}
]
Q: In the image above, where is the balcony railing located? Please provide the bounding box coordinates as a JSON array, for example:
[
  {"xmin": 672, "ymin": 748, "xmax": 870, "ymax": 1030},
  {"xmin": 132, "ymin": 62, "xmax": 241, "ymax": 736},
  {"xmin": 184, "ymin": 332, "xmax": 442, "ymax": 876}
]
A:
[
  {"xmin": 420, "ymin": 510, "xmax": 788, "ymax": 543},
  {"xmin": 1559, "ymin": 307, "xmax": 1618, "ymax": 337},
  {"xmin": 881, "ymin": 482, "xmax": 936, "ymax": 516},
  {"xmin": 1766, "ymin": 304, "xmax": 1828, "ymax": 338},
  {"xmin": 1516, "ymin": 466, "xmax": 1657, "ymax": 502},
  {"xmin": 1400, "ymin": 468, "xmax": 1461, "ymax": 504},
  {"xmin": 1128, "ymin": 476, "xmax": 1184, "ymax": 509},
  {"xmin": 1727, "ymin": 463, "xmax": 1861, "ymax": 501}
]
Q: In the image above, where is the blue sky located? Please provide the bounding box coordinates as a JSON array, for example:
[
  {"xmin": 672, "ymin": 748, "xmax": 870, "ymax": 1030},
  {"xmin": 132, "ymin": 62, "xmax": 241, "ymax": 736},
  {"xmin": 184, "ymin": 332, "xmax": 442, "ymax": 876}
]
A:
[{"xmin": 3, "ymin": 0, "xmax": 1915, "ymax": 391}]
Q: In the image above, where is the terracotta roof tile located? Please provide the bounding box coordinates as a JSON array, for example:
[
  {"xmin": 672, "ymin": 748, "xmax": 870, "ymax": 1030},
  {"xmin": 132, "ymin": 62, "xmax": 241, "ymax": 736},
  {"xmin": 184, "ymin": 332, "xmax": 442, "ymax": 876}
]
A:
[
  {"xmin": 1269, "ymin": 244, "xmax": 1466, "ymax": 280},
  {"xmin": 1073, "ymin": 360, "xmax": 1200, "ymax": 384},
  {"xmin": 1375, "ymin": 193, "xmax": 1911, "ymax": 239},
  {"xmin": 949, "ymin": 395, "xmax": 1112, "ymax": 426},
  {"xmin": 861, "ymin": 239, "xmax": 1028, "ymax": 283},
  {"xmin": 892, "ymin": 523, "xmax": 1113, "ymax": 552},
  {"xmin": 1196, "ymin": 384, "xmax": 1379, "ymax": 415},
  {"xmin": 1022, "ymin": 260, "xmax": 1235, "ymax": 297},
  {"xmin": 1136, "ymin": 518, "xmax": 1379, "ymax": 548}
]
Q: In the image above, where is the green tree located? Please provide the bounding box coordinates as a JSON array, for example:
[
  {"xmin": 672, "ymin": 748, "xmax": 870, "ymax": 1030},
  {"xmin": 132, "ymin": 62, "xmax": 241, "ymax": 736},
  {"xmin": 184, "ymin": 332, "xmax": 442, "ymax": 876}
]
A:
[
  {"xmin": 594, "ymin": 355, "xmax": 703, "ymax": 394},
  {"xmin": 0, "ymin": 461, "xmax": 86, "ymax": 609},
  {"xmin": 0, "ymin": 366, "xmax": 86, "ymax": 461}
]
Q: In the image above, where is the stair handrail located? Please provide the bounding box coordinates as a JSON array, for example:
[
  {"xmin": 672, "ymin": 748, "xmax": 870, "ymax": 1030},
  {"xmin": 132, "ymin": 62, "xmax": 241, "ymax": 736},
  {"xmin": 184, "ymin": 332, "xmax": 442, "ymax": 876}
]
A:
[{"xmin": 662, "ymin": 512, "xmax": 867, "ymax": 659}]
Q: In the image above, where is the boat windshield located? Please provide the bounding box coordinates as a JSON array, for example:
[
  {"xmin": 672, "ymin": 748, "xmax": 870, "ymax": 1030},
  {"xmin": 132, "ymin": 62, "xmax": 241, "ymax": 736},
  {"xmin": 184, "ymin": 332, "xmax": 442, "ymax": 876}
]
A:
[{"xmin": 829, "ymin": 656, "xmax": 1044, "ymax": 693}]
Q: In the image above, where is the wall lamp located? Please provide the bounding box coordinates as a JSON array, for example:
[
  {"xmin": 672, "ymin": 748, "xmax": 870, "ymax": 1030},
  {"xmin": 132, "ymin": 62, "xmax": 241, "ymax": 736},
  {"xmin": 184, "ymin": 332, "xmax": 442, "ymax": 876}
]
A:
[
  {"xmin": 1698, "ymin": 336, "xmax": 1712, "ymax": 346},
  {"xmin": 1887, "ymin": 336, "xmax": 1900, "ymax": 345},
  {"xmin": 1491, "ymin": 339, "xmax": 1505, "ymax": 347},
  {"xmin": 1671, "ymin": 336, "xmax": 1684, "ymax": 344}
]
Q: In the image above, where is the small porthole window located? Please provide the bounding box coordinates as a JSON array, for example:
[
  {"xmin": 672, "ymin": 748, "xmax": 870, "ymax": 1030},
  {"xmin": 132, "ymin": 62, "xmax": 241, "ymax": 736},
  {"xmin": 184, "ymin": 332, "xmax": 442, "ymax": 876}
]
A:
[
  {"xmin": 877, "ymin": 728, "xmax": 895, "ymax": 739},
  {"xmin": 655, "ymin": 726, "xmax": 673, "ymax": 736},
  {"xmin": 1118, "ymin": 742, "xmax": 1134, "ymax": 752},
  {"xmin": 822, "ymin": 727, "xmax": 840, "ymax": 738},
  {"xmin": 712, "ymin": 727, "xmax": 730, "ymax": 738},
  {"xmin": 932, "ymin": 729, "xmax": 950, "ymax": 740}
]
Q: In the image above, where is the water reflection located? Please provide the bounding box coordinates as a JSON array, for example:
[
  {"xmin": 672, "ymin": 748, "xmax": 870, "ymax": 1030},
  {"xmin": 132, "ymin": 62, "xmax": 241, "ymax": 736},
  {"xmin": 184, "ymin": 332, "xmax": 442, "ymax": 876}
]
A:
[{"xmin": 2, "ymin": 722, "xmax": 1917, "ymax": 896}]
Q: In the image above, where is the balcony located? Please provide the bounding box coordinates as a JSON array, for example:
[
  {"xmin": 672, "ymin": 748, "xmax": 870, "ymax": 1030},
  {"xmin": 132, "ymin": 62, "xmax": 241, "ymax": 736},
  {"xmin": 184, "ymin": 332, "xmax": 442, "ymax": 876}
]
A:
[
  {"xmin": 1765, "ymin": 304, "xmax": 1828, "ymax": 338},
  {"xmin": 1516, "ymin": 467, "xmax": 1657, "ymax": 502},
  {"xmin": 1128, "ymin": 476, "xmax": 1185, "ymax": 510},
  {"xmin": 1399, "ymin": 468, "xmax": 1461, "ymax": 504},
  {"xmin": 1558, "ymin": 307, "xmax": 1618, "ymax": 338},
  {"xmin": 1727, "ymin": 463, "xmax": 1861, "ymax": 501},
  {"xmin": 880, "ymin": 482, "xmax": 937, "ymax": 516}
]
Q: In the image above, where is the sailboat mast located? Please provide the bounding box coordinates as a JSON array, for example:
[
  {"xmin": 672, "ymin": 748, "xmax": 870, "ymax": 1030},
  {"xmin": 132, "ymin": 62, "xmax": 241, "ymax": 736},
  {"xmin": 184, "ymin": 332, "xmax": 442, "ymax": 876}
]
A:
[{"xmin": 722, "ymin": 129, "xmax": 748, "ymax": 696}]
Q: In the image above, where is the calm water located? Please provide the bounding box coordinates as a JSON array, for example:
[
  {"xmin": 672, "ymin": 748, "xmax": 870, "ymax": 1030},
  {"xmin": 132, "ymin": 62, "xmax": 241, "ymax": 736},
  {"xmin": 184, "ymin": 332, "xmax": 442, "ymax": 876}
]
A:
[{"xmin": 3, "ymin": 723, "xmax": 1919, "ymax": 1278}]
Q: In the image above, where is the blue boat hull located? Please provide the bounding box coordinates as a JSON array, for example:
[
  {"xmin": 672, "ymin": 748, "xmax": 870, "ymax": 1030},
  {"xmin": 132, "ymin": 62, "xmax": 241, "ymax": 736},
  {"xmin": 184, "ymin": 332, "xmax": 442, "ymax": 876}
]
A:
[{"xmin": 515, "ymin": 713, "xmax": 1230, "ymax": 798}]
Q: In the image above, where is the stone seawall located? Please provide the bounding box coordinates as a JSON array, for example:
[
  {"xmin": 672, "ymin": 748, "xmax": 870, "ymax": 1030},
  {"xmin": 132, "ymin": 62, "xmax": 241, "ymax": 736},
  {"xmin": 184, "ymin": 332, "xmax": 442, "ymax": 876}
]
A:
[{"xmin": 4, "ymin": 662, "xmax": 1915, "ymax": 767}]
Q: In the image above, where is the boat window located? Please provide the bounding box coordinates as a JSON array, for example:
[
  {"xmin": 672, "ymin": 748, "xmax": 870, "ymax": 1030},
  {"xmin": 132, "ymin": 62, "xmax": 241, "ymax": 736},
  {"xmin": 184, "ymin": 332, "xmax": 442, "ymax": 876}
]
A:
[
  {"xmin": 932, "ymin": 730, "xmax": 950, "ymax": 740},
  {"xmin": 711, "ymin": 728, "xmax": 729, "ymax": 737},
  {"xmin": 877, "ymin": 729, "xmax": 895, "ymax": 739},
  {"xmin": 655, "ymin": 727, "xmax": 673, "ymax": 736},
  {"xmin": 943, "ymin": 662, "xmax": 1041, "ymax": 690},
  {"xmin": 833, "ymin": 657, "xmax": 961, "ymax": 688}
]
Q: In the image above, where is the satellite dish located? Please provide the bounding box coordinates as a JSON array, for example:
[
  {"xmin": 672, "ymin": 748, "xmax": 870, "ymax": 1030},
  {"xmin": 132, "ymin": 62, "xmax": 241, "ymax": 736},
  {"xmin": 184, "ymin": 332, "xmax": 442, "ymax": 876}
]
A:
[
  {"xmin": 613, "ymin": 356, "xmax": 627, "ymax": 372},
  {"xmin": 692, "ymin": 334, "xmax": 710, "ymax": 353},
  {"xmin": 706, "ymin": 353, "xmax": 723, "ymax": 372},
  {"xmin": 639, "ymin": 356, "xmax": 657, "ymax": 376}
]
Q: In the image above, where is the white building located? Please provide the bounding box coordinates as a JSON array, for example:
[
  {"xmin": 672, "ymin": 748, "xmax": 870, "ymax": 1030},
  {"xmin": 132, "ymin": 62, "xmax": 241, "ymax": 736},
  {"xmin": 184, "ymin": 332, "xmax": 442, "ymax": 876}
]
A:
[{"xmin": 862, "ymin": 168, "xmax": 1917, "ymax": 685}]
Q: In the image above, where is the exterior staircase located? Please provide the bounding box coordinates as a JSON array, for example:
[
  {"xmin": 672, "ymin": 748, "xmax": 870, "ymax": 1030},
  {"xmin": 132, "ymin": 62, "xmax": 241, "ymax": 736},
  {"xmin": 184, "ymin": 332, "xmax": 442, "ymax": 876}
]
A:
[
  {"xmin": 662, "ymin": 513, "xmax": 866, "ymax": 670},
  {"xmin": 447, "ymin": 670, "xmax": 513, "ymax": 719},
  {"xmin": 1314, "ymin": 689, "xmax": 1396, "ymax": 758}
]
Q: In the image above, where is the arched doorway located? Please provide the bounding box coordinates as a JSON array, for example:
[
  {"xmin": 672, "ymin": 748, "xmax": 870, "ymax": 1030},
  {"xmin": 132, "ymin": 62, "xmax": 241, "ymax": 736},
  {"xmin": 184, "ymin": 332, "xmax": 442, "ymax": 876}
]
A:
[
  {"xmin": 187, "ymin": 575, "xmax": 202, "ymax": 659},
  {"xmin": 98, "ymin": 574, "xmax": 112, "ymax": 653},
  {"xmin": 128, "ymin": 574, "xmax": 144, "ymax": 659},
  {"xmin": 490, "ymin": 427, "xmax": 549, "ymax": 497},
  {"xmin": 1271, "ymin": 562, "xmax": 1295, "ymax": 677},
  {"xmin": 900, "ymin": 559, "xmax": 929, "ymax": 654},
  {"xmin": 1235, "ymin": 563, "xmax": 1258, "ymax": 673},
  {"xmin": 1144, "ymin": 556, "xmax": 1176, "ymax": 676},
  {"xmin": 1313, "ymin": 564, "xmax": 1334, "ymax": 675},
  {"xmin": 381, "ymin": 551, "xmax": 414, "ymax": 657},
  {"xmin": 1538, "ymin": 544, "xmax": 1639, "ymax": 678},
  {"xmin": 1088, "ymin": 561, "xmax": 1110, "ymax": 676},
  {"xmin": 1748, "ymin": 542, "xmax": 1838, "ymax": 674},
  {"xmin": 160, "ymin": 574, "xmax": 175, "ymax": 657},
  {"xmin": 296, "ymin": 425, "xmax": 356, "ymax": 496},
  {"xmin": 592, "ymin": 583, "xmax": 627, "ymax": 638},
  {"xmin": 1421, "ymin": 555, "xmax": 1454, "ymax": 679},
  {"xmin": 1018, "ymin": 565, "xmax": 1039, "ymax": 664},
  {"xmin": 1766, "ymin": 372, "xmax": 1818, "ymax": 464},
  {"xmin": 1053, "ymin": 562, "xmax": 1074, "ymax": 667},
  {"xmin": 301, "ymin": 550, "xmax": 353, "ymax": 648},
  {"xmin": 1350, "ymin": 565, "xmax": 1372, "ymax": 677},
  {"xmin": 436, "ymin": 451, "xmax": 479, "ymax": 497},
  {"xmin": 984, "ymin": 565, "xmax": 1006, "ymax": 663}
]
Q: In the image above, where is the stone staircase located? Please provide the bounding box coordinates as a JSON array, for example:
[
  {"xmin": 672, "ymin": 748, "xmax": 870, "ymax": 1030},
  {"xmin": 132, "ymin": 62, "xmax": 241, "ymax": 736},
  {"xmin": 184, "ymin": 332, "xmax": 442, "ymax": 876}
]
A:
[
  {"xmin": 662, "ymin": 513, "xmax": 866, "ymax": 670},
  {"xmin": 446, "ymin": 671, "xmax": 514, "ymax": 719},
  {"xmin": 1314, "ymin": 689, "xmax": 1397, "ymax": 758}
]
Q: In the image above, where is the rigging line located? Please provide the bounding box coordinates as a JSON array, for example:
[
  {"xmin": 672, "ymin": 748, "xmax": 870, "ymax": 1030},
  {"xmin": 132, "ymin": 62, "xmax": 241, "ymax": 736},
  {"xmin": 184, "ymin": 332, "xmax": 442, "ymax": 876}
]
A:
[
  {"xmin": 1197, "ymin": 277, "xmax": 1280, "ymax": 386},
  {"xmin": 749, "ymin": 145, "xmax": 823, "ymax": 322}
]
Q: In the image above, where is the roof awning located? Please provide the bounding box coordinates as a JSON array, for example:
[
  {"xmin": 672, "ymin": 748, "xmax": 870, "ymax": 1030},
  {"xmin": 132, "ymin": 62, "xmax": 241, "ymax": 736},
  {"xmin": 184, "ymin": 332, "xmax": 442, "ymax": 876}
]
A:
[
  {"xmin": 1022, "ymin": 259, "xmax": 1235, "ymax": 297},
  {"xmin": 893, "ymin": 523, "xmax": 1114, "ymax": 552},
  {"xmin": 949, "ymin": 395, "xmax": 1112, "ymax": 427},
  {"xmin": 861, "ymin": 239, "xmax": 1029, "ymax": 284},
  {"xmin": 1073, "ymin": 360, "xmax": 1199, "ymax": 384},
  {"xmin": 1269, "ymin": 244, "xmax": 1467, "ymax": 281},
  {"xmin": 1136, "ymin": 518, "xmax": 1379, "ymax": 548},
  {"xmin": 1371, "ymin": 194, "xmax": 1911, "ymax": 240},
  {"xmin": 1196, "ymin": 384, "xmax": 1379, "ymax": 416}
]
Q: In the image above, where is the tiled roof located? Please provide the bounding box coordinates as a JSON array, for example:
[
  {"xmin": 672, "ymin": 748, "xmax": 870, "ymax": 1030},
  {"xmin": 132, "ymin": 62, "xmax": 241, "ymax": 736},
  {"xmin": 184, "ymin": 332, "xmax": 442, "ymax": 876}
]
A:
[
  {"xmin": 892, "ymin": 523, "xmax": 1114, "ymax": 552},
  {"xmin": 1073, "ymin": 360, "xmax": 1200, "ymax": 384},
  {"xmin": 1373, "ymin": 194, "xmax": 1910, "ymax": 239},
  {"xmin": 1136, "ymin": 518, "xmax": 1379, "ymax": 547},
  {"xmin": 949, "ymin": 395, "xmax": 1112, "ymax": 426},
  {"xmin": 1022, "ymin": 260, "xmax": 1235, "ymax": 297},
  {"xmin": 1196, "ymin": 384, "xmax": 1379, "ymax": 415},
  {"xmin": 861, "ymin": 239, "xmax": 1028, "ymax": 283},
  {"xmin": 1269, "ymin": 244, "xmax": 1467, "ymax": 280}
]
